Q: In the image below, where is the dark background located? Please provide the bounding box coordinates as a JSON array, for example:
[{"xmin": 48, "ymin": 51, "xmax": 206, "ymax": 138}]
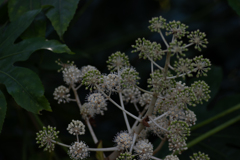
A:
[{"xmin": 1, "ymin": 0, "xmax": 240, "ymax": 159}]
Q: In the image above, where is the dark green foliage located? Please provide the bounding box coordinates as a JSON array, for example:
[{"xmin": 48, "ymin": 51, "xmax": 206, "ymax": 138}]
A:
[
  {"xmin": 0, "ymin": 8, "xmax": 73, "ymax": 132},
  {"xmin": 228, "ymin": 0, "xmax": 240, "ymax": 16}
]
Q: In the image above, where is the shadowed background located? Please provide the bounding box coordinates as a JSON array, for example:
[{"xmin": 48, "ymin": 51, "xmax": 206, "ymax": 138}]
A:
[{"xmin": 0, "ymin": 0, "xmax": 240, "ymax": 159}]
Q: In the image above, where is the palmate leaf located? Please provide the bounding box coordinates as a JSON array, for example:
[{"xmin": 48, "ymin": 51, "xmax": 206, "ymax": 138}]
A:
[{"xmin": 0, "ymin": 9, "xmax": 72, "ymax": 114}]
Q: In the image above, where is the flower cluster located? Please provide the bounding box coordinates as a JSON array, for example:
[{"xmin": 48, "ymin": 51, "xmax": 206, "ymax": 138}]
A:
[
  {"xmin": 68, "ymin": 141, "xmax": 89, "ymax": 160},
  {"xmin": 37, "ymin": 16, "xmax": 212, "ymax": 160},
  {"xmin": 67, "ymin": 120, "xmax": 85, "ymax": 135},
  {"xmin": 190, "ymin": 152, "xmax": 210, "ymax": 160},
  {"xmin": 36, "ymin": 126, "xmax": 59, "ymax": 152},
  {"xmin": 53, "ymin": 85, "xmax": 70, "ymax": 104},
  {"xmin": 134, "ymin": 139, "xmax": 153, "ymax": 160},
  {"xmin": 114, "ymin": 131, "xmax": 133, "ymax": 151}
]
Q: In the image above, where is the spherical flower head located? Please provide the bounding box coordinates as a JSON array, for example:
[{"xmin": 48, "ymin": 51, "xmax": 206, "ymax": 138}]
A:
[
  {"xmin": 191, "ymin": 80, "xmax": 210, "ymax": 104},
  {"xmin": 148, "ymin": 16, "xmax": 167, "ymax": 32},
  {"xmin": 107, "ymin": 51, "xmax": 130, "ymax": 71},
  {"xmin": 104, "ymin": 73, "xmax": 121, "ymax": 92},
  {"xmin": 36, "ymin": 126, "xmax": 59, "ymax": 152},
  {"xmin": 177, "ymin": 87, "xmax": 196, "ymax": 108},
  {"xmin": 114, "ymin": 131, "xmax": 133, "ymax": 151},
  {"xmin": 134, "ymin": 139, "xmax": 153, "ymax": 160},
  {"xmin": 80, "ymin": 103, "xmax": 95, "ymax": 119},
  {"xmin": 190, "ymin": 151, "xmax": 210, "ymax": 160},
  {"xmin": 167, "ymin": 121, "xmax": 190, "ymax": 153},
  {"xmin": 87, "ymin": 93, "xmax": 107, "ymax": 115},
  {"xmin": 166, "ymin": 20, "xmax": 189, "ymax": 39},
  {"xmin": 192, "ymin": 55, "xmax": 211, "ymax": 77},
  {"xmin": 67, "ymin": 120, "xmax": 85, "ymax": 135},
  {"xmin": 68, "ymin": 141, "xmax": 89, "ymax": 160},
  {"xmin": 116, "ymin": 152, "xmax": 136, "ymax": 160},
  {"xmin": 120, "ymin": 67, "xmax": 140, "ymax": 88},
  {"xmin": 187, "ymin": 30, "xmax": 208, "ymax": 51},
  {"xmin": 174, "ymin": 58, "xmax": 194, "ymax": 78},
  {"xmin": 164, "ymin": 155, "xmax": 179, "ymax": 160},
  {"xmin": 80, "ymin": 65, "xmax": 98, "ymax": 79},
  {"xmin": 139, "ymin": 93, "xmax": 152, "ymax": 107},
  {"xmin": 169, "ymin": 40, "xmax": 188, "ymax": 58},
  {"xmin": 147, "ymin": 69, "xmax": 174, "ymax": 93},
  {"xmin": 132, "ymin": 38, "xmax": 163, "ymax": 61},
  {"xmin": 63, "ymin": 65, "xmax": 81, "ymax": 85},
  {"xmin": 122, "ymin": 87, "xmax": 141, "ymax": 104},
  {"xmin": 183, "ymin": 110, "xmax": 197, "ymax": 126},
  {"xmin": 82, "ymin": 70, "xmax": 103, "ymax": 91},
  {"xmin": 53, "ymin": 85, "xmax": 70, "ymax": 104}
]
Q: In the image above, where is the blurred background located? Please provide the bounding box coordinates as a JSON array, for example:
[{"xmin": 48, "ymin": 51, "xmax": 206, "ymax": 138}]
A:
[{"xmin": 0, "ymin": 0, "xmax": 240, "ymax": 159}]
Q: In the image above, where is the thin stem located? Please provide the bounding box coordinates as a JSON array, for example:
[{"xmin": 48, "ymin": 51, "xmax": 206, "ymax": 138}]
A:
[
  {"xmin": 68, "ymin": 98, "xmax": 76, "ymax": 102},
  {"xmin": 135, "ymin": 85, "xmax": 153, "ymax": 95},
  {"xmin": 119, "ymin": 92, "xmax": 131, "ymax": 133},
  {"xmin": 147, "ymin": 55, "xmax": 164, "ymax": 71},
  {"xmin": 153, "ymin": 136, "xmax": 167, "ymax": 155},
  {"xmin": 75, "ymin": 84, "xmax": 82, "ymax": 90},
  {"xmin": 76, "ymin": 135, "xmax": 79, "ymax": 142},
  {"xmin": 167, "ymin": 68, "xmax": 198, "ymax": 79},
  {"xmin": 118, "ymin": 66, "xmax": 131, "ymax": 133},
  {"xmin": 88, "ymin": 147, "xmax": 118, "ymax": 152},
  {"xmin": 168, "ymin": 64, "xmax": 174, "ymax": 70},
  {"xmin": 71, "ymin": 84, "xmax": 82, "ymax": 109},
  {"xmin": 148, "ymin": 111, "xmax": 169, "ymax": 124},
  {"xmin": 148, "ymin": 116, "xmax": 168, "ymax": 132},
  {"xmin": 184, "ymin": 43, "xmax": 194, "ymax": 48},
  {"xmin": 191, "ymin": 103, "xmax": 240, "ymax": 131},
  {"xmin": 159, "ymin": 30, "xmax": 169, "ymax": 48},
  {"xmin": 85, "ymin": 118, "xmax": 98, "ymax": 144},
  {"xmin": 133, "ymin": 103, "xmax": 140, "ymax": 113},
  {"xmin": 130, "ymin": 133, "xmax": 137, "ymax": 153},
  {"xmin": 97, "ymin": 85, "xmax": 141, "ymax": 121},
  {"xmin": 51, "ymin": 140, "xmax": 70, "ymax": 148}
]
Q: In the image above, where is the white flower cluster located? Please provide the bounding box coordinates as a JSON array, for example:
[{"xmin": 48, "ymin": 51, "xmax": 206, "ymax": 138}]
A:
[
  {"xmin": 37, "ymin": 16, "xmax": 212, "ymax": 160},
  {"xmin": 114, "ymin": 131, "xmax": 133, "ymax": 150},
  {"xmin": 53, "ymin": 85, "xmax": 70, "ymax": 104},
  {"xmin": 68, "ymin": 141, "xmax": 89, "ymax": 160},
  {"xmin": 67, "ymin": 120, "xmax": 85, "ymax": 135},
  {"xmin": 36, "ymin": 126, "xmax": 59, "ymax": 152},
  {"xmin": 134, "ymin": 139, "xmax": 153, "ymax": 160}
]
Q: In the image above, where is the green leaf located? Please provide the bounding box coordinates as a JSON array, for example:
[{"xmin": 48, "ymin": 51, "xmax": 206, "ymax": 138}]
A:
[
  {"xmin": 228, "ymin": 0, "xmax": 240, "ymax": 16},
  {"xmin": 0, "ymin": 9, "xmax": 41, "ymax": 48},
  {"xmin": 95, "ymin": 140, "xmax": 105, "ymax": 160},
  {"xmin": 8, "ymin": 0, "xmax": 47, "ymax": 39},
  {"xmin": 0, "ymin": 90, "xmax": 7, "ymax": 133},
  {"xmin": 42, "ymin": 0, "xmax": 80, "ymax": 40},
  {"xmin": 0, "ymin": 9, "xmax": 73, "ymax": 114},
  {"xmin": 8, "ymin": 0, "xmax": 41, "ymax": 21}
]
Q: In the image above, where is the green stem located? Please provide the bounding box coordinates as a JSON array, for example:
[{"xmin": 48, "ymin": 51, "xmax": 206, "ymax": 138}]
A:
[
  {"xmin": 191, "ymin": 103, "xmax": 240, "ymax": 131},
  {"xmin": 187, "ymin": 115, "xmax": 240, "ymax": 148}
]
